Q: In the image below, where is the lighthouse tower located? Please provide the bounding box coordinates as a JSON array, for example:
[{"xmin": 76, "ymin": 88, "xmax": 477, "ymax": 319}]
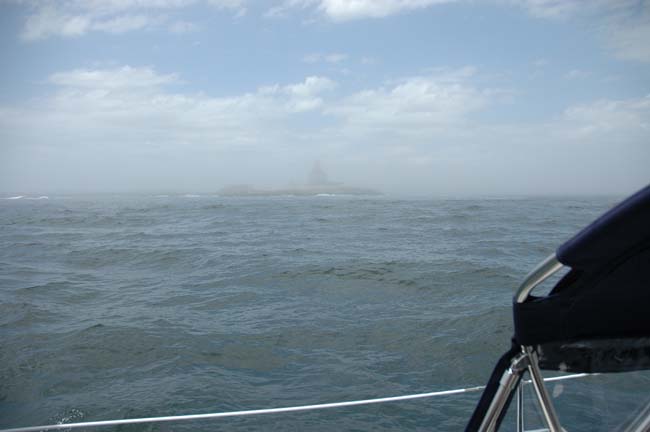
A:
[{"xmin": 309, "ymin": 160, "xmax": 329, "ymax": 186}]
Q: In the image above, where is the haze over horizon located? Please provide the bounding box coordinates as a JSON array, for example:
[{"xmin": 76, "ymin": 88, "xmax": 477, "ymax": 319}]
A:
[{"xmin": 1, "ymin": 0, "xmax": 649, "ymax": 197}]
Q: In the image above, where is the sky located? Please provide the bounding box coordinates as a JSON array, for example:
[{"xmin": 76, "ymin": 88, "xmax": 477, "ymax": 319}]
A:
[{"xmin": 0, "ymin": 0, "xmax": 649, "ymax": 196}]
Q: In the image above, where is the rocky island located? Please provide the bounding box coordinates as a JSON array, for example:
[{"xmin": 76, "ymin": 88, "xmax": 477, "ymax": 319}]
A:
[{"xmin": 218, "ymin": 162, "xmax": 381, "ymax": 197}]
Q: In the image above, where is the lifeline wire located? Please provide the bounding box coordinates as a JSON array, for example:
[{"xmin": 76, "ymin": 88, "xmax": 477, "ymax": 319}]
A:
[
  {"xmin": 0, "ymin": 373, "xmax": 596, "ymax": 432},
  {"xmin": 0, "ymin": 387, "xmax": 484, "ymax": 432}
]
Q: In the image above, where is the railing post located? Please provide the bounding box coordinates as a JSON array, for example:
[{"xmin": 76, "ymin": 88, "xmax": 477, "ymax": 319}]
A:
[
  {"xmin": 478, "ymin": 352, "xmax": 528, "ymax": 432},
  {"xmin": 516, "ymin": 381, "xmax": 524, "ymax": 432},
  {"xmin": 525, "ymin": 346, "xmax": 563, "ymax": 432}
]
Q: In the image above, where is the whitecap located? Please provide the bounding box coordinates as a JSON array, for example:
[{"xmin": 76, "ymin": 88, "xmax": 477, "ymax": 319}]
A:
[
  {"xmin": 184, "ymin": 194, "xmax": 201, "ymax": 198},
  {"xmin": 4, "ymin": 195, "xmax": 24, "ymax": 200}
]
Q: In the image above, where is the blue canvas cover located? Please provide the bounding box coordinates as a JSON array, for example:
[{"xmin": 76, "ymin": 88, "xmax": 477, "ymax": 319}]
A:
[
  {"xmin": 467, "ymin": 185, "xmax": 650, "ymax": 431},
  {"xmin": 557, "ymin": 185, "xmax": 650, "ymax": 270},
  {"xmin": 514, "ymin": 184, "xmax": 650, "ymax": 372}
]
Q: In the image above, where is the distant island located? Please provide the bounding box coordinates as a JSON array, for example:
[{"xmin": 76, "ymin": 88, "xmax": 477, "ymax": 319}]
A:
[{"xmin": 218, "ymin": 162, "xmax": 381, "ymax": 197}]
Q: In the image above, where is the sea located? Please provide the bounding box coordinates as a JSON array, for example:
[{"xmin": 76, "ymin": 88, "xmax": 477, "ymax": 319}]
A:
[{"xmin": 2, "ymin": 194, "xmax": 649, "ymax": 431}]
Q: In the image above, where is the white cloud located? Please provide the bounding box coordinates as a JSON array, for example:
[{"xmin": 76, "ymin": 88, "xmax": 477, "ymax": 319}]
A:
[
  {"xmin": 511, "ymin": 0, "xmax": 580, "ymax": 19},
  {"xmin": 92, "ymin": 14, "xmax": 160, "ymax": 33},
  {"xmin": 0, "ymin": 67, "xmax": 342, "ymax": 193},
  {"xmin": 22, "ymin": 6, "xmax": 92, "ymax": 40},
  {"xmin": 63, "ymin": 1, "xmax": 199, "ymax": 14},
  {"xmin": 259, "ymin": 76, "xmax": 337, "ymax": 112},
  {"xmin": 562, "ymin": 95, "xmax": 650, "ymax": 137},
  {"xmin": 505, "ymin": 0, "xmax": 634, "ymax": 20},
  {"xmin": 48, "ymin": 66, "xmax": 180, "ymax": 89},
  {"xmin": 267, "ymin": 0, "xmax": 457, "ymax": 21},
  {"xmin": 0, "ymin": 65, "xmax": 495, "ymax": 193},
  {"xmin": 607, "ymin": 8, "xmax": 650, "ymax": 63},
  {"xmin": 303, "ymin": 52, "xmax": 348, "ymax": 64},
  {"xmin": 169, "ymin": 20, "xmax": 199, "ymax": 33},
  {"xmin": 503, "ymin": 1, "xmax": 650, "ymax": 64},
  {"xmin": 20, "ymin": 0, "xmax": 243, "ymax": 40},
  {"xmin": 269, "ymin": 0, "xmax": 625, "ymax": 22},
  {"xmin": 20, "ymin": 0, "xmax": 650, "ymax": 65},
  {"xmin": 3, "ymin": 66, "xmax": 491, "ymax": 153},
  {"xmin": 2, "ymin": 64, "xmax": 647, "ymax": 195},
  {"xmin": 564, "ymin": 69, "xmax": 590, "ymax": 80},
  {"xmin": 2, "ymin": 67, "xmax": 336, "ymax": 155},
  {"xmin": 206, "ymin": 0, "xmax": 245, "ymax": 10},
  {"xmin": 285, "ymin": 76, "xmax": 337, "ymax": 96},
  {"xmin": 508, "ymin": 0, "xmax": 650, "ymax": 63},
  {"xmin": 533, "ymin": 58, "xmax": 548, "ymax": 67},
  {"xmin": 264, "ymin": 0, "xmax": 314, "ymax": 19},
  {"xmin": 328, "ymin": 68, "xmax": 488, "ymax": 133},
  {"xmin": 266, "ymin": 0, "xmax": 650, "ymax": 65},
  {"xmin": 317, "ymin": 0, "xmax": 456, "ymax": 20}
]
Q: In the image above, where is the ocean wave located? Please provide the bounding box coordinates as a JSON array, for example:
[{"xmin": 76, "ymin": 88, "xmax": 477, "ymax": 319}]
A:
[
  {"xmin": 3, "ymin": 195, "xmax": 49, "ymax": 200},
  {"xmin": 0, "ymin": 195, "xmax": 618, "ymax": 432},
  {"xmin": 276, "ymin": 261, "xmax": 425, "ymax": 288},
  {"xmin": 202, "ymin": 203, "xmax": 225, "ymax": 210}
]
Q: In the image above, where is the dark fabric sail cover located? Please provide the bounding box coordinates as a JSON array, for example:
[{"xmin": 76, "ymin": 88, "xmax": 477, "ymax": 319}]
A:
[
  {"xmin": 557, "ymin": 185, "xmax": 650, "ymax": 270},
  {"xmin": 514, "ymin": 184, "xmax": 650, "ymax": 372},
  {"xmin": 466, "ymin": 185, "xmax": 650, "ymax": 431}
]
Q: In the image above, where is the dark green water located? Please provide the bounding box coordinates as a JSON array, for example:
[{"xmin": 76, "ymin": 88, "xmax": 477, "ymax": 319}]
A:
[{"xmin": 1, "ymin": 195, "xmax": 648, "ymax": 431}]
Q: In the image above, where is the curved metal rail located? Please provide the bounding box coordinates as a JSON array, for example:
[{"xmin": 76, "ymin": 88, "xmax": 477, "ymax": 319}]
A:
[{"xmin": 515, "ymin": 254, "xmax": 565, "ymax": 303}]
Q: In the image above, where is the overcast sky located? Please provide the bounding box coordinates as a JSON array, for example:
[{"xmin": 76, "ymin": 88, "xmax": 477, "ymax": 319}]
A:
[{"xmin": 1, "ymin": 0, "xmax": 649, "ymax": 196}]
